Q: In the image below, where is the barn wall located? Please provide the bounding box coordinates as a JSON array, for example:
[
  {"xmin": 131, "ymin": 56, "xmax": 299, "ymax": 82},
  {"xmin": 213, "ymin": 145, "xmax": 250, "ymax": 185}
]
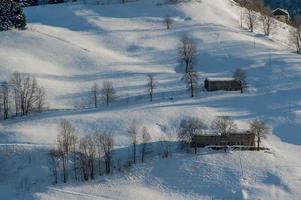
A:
[
  {"xmin": 205, "ymin": 80, "xmax": 241, "ymax": 91},
  {"xmin": 193, "ymin": 133, "xmax": 255, "ymax": 147}
]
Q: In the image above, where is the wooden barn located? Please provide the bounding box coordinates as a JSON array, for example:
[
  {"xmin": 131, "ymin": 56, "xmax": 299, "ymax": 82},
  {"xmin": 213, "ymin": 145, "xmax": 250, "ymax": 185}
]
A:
[
  {"xmin": 192, "ymin": 131, "xmax": 255, "ymax": 148},
  {"xmin": 204, "ymin": 77, "xmax": 241, "ymax": 92},
  {"xmin": 273, "ymin": 8, "xmax": 290, "ymax": 23}
]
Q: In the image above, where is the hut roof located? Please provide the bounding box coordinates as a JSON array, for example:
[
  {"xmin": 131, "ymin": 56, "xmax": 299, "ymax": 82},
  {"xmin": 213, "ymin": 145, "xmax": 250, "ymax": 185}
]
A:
[
  {"xmin": 194, "ymin": 130, "xmax": 253, "ymax": 136},
  {"xmin": 273, "ymin": 8, "xmax": 290, "ymax": 18},
  {"xmin": 206, "ymin": 77, "xmax": 236, "ymax": 82}
]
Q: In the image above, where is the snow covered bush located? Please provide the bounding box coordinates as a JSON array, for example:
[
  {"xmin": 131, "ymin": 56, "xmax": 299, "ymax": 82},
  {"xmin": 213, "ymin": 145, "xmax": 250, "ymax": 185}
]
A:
[{"xmin": 0, "ymin": 0, "xmax": 26, "ymax": 31}]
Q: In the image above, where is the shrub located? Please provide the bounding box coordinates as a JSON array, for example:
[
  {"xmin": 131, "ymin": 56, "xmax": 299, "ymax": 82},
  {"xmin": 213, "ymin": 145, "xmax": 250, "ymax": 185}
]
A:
[{"xmin": 0, "ymin": 0, "xmax": 26, "ymax": 31}]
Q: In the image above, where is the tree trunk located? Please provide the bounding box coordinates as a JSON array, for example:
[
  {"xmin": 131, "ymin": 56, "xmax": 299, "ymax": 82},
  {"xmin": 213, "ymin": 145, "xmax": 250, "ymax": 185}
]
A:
[
  {"xmin": 98, "ymin": 154, "xmax": 102, "ymax": 176},
  {"xmin": 90, "ymin": 159, "xmax": 94, "ymax": 180},
  {"xmin": 190, "ymin": 78, "xmax": 194, "ymax": 98},
  {"xmin": 241, "ymin": 9, "xmax": 243, "ymax": 28},
  {"xmin": 73, "ymin": 153, "xmax": 77, "ymax": 181},
  {"xmin": 94, "ymin": 93, "xmax": 97, "ymax": 108},
  {"xmin": 62, "ymin": 157, "xmax": 67, "ymax": 183},
  {"xmin": 185, "ymin": 62, "xmax": 188, "ymax": 73},
  {"xmin": 141, "ymin": 145, "xmax": 146, "ymax": 163},
  {"xmin": 133, "ymin": 143, "xmax": 136, "ymax": 164}
]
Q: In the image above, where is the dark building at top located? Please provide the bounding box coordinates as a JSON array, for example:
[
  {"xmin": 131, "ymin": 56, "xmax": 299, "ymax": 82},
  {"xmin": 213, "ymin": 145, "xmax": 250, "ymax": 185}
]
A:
[
  {"xmin": 273, "ymin": 8, "xmax": 290, "ymax": 23},
  {"xmin": 204, "ymin": 77, "xmax": 242, "ymax": 92}
]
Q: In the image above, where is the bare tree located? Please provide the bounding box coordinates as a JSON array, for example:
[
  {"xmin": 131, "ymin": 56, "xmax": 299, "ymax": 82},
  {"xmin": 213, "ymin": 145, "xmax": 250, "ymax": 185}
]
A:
[
  {"xmin": 252, "ymin": 0, "xmax": 266, "ymax": 13},
  {"xmin": 35, "ymin": 86, "xmax": 46, "ymax": 112},
  {"xmin": 94, "ymin": 131, "xmax": 103, "ymax": 176},
  {"xmin": 233, "ymin": 68, "xmax": 247, "ymax": 93},
  {"xmin": 245, "ymin": 8, "xmax": 257, "ymax": 32},
  {"xmin": 57, "ymin": 119, "xmax": 77, "ymax": 183},
  {"xmin": 290, "ymin": 16, "xmax": 301, "ymax": 54},
  {"xmin": 0, "ymin": 81, "xmax": 9, "ymax": 119},
  {"xmin": 250, "ymin": 120, "xmax": 268, "ymax": 150},
  {"xmin": 79, "ymin": 137, "xmax": 89, "ymax": 181},
  {"xmin": 260, "ymin": 7, "xmax": 274, "ymax": 36},
  {"xmin": 96, "ymin": 132, "xmax": 114, "ymax": 174},
  {"xmin": 87, "ymin": 136, "xmax": 96, "ymax": 180},
  {"xmin": 212, "ymin": 116, "xmax": 237, "ymax": 152},
  {"xmin": 10, "ymin": 72, "xmax": 21, "ymax": 116},
  {"xmin": 183, "ymin": 67, "xmax": 199, "ymax": 98},
  {"xmin": 141, "ymin": 127, "xmax": 151, "ymax": 163},
  {"xmin": 164, "ymin": 16, "xmax": 173, "ymax": 30},
  {"xmin": 212, "ymin": 116, "xmax": 238, "ymax": 136},
  {"xmin": 127, "ymin": 122, "xmax": 138, "ymax": 164},
  {"xmin": 101, "ymin": 81, "xmax": 116, "ymax": 106},
  {"xmin": 70, "ymin": 134, "xmax": 78, "ymax": 181},
  {"xmin": 178, "ymin": 36, "xmax": 197, "ymax": 73},
  {"xmin": 10, "ymin": 72, "xmax": 46, "ymax": 116},
  {"xmin": 178, "ymin": 117, "xmax": 207, "ymax": 154},
  {"xmin": 91, "ymin": 83, "xmax": 99, "ymax": 108},
  {"xmin": 236, "ymin": 0, "xmax": 248, "ymax": 27},
  {"xmin": 243, "ymin": 0, "xmax": 264, "ymax": 32},
  {"xmin": 240, "ymin": 0, "xmax": 272, "ymax": 34},
  {"xmin": 147, "ymin": 74, "xmax": 157, "ymax": 102},
  {"xmin": 79, "ymin": 135, "xmax": 96, "ymax": 181}
]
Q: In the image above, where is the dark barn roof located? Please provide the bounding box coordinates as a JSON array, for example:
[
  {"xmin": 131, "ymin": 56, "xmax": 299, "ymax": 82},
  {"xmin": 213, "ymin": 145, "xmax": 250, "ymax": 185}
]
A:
[{"xmin": 273, "ymin": 8, "xmax": 290, "ymax": 17}]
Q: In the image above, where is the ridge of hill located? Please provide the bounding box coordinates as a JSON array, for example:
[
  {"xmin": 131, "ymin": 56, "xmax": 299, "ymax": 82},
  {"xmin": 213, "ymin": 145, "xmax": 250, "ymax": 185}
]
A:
[{"xmin": 1, "ymin": 0, "xmax": 301, "ymax": 199}]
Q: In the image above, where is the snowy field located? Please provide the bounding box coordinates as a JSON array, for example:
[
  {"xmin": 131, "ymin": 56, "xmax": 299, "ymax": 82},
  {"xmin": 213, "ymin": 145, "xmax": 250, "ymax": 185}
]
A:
[{"xmin": 1, "ymin": 0, "xmax": 301, "ymax": 199}]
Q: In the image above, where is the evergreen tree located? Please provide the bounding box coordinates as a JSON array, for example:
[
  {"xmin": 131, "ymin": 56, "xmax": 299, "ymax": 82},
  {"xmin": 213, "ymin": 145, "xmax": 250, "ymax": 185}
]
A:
[
  {"xmin": 0, "ymin": 0, "xmax": 26, "ymax": 31},
  {"xmin": 19, "ymin": 0, "xmax": 38, "ymax": 7},
  {"xmin": 265, "ymin": 0, "xmax": 301, "ymax": 17}
]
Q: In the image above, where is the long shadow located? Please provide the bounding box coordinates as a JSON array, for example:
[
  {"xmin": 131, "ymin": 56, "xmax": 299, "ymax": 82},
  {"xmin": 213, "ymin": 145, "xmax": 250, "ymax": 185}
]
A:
[
  {"xmin": 114, "ymin": 142, "xmax": 244, "ymax": 199},
  {"xmin": 0, "ymin": 141, "xmax": 244, "ymax": 199},
  {"xmin": 0, "ymin": 146, "xmax": 50, "ymax": 200},
  {"xmin": 24, "ymin": 1, "xmax": 186, "ymax": 32}
]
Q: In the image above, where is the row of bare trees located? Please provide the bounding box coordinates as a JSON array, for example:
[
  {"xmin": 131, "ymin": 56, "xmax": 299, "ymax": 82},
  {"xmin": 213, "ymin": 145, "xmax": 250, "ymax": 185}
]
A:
[
  {"xmin": 90, "ymin": 74, "xmax": 158, "ymax": 109},
  {"xmin": 236, "ymin": 0, "xmax": 301, "ymax": 54},
  {"xmin": 87, "ymin": 35, "xmax": 247, "ymax": 109},
  {"xmin": 49, "ymin": 120, "xmax": 115, "ymax": 184},
  {"xmin": 178, "ymin": 36, "xmax": 199, "ymax": 98},
  {"xmin": 49, "ymin": 116, "xmax": 267, "ymax": 184},
  {"xmin": 178, "ymin": 36, "xmax": 248, "ymax": 96},
  {"xmin": 0, "ymin": 72, "xmax": 47, "ymax": 120},
  {"xmin": 91, "ymin": 81, "xmax": 116, "ymax": 108},
  {"xmin": 178, "ymin": 116, "xmax": 268, "ymax": 154},
  {"xmin": 49, "ymin": 120, "xmax": 154, "ymax": 184},
  {"xmin": 236, "ymin": 0, "xmax": 275, "ymax": 35}
]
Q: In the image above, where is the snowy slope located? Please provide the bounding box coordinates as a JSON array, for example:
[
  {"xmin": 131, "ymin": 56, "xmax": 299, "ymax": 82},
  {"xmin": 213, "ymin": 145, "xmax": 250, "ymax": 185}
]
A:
[{"xmin": 0, "ymin": 0, "xmax": 301, "ymax": 199}]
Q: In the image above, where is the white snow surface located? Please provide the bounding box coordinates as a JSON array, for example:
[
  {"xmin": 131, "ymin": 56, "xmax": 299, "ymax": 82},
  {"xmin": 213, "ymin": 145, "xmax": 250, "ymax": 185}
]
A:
[
  {"xmin": 1, "ymin": 0, "xmax": 301, "ymax": 199},
  {"xmin": 206, "ymin": 77, "xmax": 236, "ymax": 81}
]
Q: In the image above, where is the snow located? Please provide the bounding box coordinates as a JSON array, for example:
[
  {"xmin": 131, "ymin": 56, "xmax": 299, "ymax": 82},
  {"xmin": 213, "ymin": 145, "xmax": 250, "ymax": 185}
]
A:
[
  {"xmin": 0, "ymin": 0, "xmax": 301, "ymax": 199},
  {"xmin": 206, "ymin": 77, "xmax": 236, "ymax": 81}
]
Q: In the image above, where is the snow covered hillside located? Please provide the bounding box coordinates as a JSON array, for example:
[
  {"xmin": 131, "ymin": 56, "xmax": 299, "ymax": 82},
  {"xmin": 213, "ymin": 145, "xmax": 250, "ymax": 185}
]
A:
[{"xmin": 1, "ymin": 0, "xmax": 301, "ymax": 199}]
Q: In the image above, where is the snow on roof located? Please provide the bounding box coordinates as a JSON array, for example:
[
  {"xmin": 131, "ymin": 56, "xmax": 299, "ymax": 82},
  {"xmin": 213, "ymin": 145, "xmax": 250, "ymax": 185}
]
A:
[
  {"xmin": 273, "ymin": 8, "xmax": 290, "ymax": 17},
  {"xmin": 194, "ymin": 129, "xmax": 251, "ymax": 136},
  {"xmin": 206, "ymin": 77, "xmax": 236, "ymax": 82}
]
